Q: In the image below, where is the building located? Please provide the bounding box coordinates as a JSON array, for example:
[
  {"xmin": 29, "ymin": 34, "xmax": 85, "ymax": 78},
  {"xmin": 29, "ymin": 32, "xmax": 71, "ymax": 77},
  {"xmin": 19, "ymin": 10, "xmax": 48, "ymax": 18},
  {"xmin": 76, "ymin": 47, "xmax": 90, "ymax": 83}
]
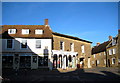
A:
[
  {"xmin": 52, "ymin": 32, "xmax": 92, "ymax": 69},
  {"xmin": 106, "ymin": 36, "xmax": 118, "ymax": 67},
  {"xmin": 91, "ymin": 35, "xmax": 118, "ymax": 68},
  {"xmin": 1, "ymin": 19, "xmax": 53, "ymax": 70},
  {"xmin": 91, "ymin": 41, "xmax": 110, "ymax": 67},
  {"xmin": 1, "ymin": 19, "xmax": 92, "ymax": 70},
  {"xmin": 118, "ymin": 29, "xmax": 120, "ymax": 72}
]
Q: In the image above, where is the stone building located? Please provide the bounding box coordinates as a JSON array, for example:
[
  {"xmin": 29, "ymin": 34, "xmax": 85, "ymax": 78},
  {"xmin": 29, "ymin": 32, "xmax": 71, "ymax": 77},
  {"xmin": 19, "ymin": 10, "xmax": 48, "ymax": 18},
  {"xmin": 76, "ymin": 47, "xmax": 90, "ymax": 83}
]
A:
[
  {"xmin": 118, "ymin": 29, "xmax": 120, "ymax": 72},
  {"xmin": 1, "ymin": 19, "xmax": 92, "ymax": 70},
  {"xmin": 106, "ymin": 35, "xmax": 118, "ymax": 67},
  {"xmin": 91, "ymin": 35, "xmax": 118, "ymax": 68},
  {"xmin": 52, "ymin": 32, "xmax": 92, "ymax": 69},
  {"xmin": 91, "ymin": 41, "xmax": 110, "ymax": 67}
]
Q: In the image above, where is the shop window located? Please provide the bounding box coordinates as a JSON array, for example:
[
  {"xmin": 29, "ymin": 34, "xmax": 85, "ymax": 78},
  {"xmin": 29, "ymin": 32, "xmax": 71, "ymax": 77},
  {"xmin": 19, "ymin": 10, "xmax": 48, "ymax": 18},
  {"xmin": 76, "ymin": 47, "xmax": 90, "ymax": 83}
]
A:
[
  {"xmin": 2, "ymin": 56, "xmax": 13, "ymax": 68},
  {"xmin": 33, "ymin": 56, "xmax": 37, "ymax": 63},
  {"xmin": 38, "ymin": 56, "xmax": 48, "ymax": 66},
  {"xmin": 7, "ymin": 39, "xmax": 13, "ymax": 48}
]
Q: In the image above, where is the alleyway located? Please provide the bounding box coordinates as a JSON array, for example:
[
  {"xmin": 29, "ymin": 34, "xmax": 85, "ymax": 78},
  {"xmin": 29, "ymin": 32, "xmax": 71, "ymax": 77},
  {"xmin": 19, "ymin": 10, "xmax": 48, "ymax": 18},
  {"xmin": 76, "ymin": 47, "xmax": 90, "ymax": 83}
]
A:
[{"xmin": 2, "ymin": 67, "xmax": 120, "ymax": 83}]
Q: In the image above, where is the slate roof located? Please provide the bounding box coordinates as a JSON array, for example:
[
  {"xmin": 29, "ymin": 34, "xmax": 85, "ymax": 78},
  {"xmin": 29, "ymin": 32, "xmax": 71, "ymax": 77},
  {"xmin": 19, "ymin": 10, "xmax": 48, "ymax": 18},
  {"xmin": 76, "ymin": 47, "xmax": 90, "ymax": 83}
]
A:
[
  {"xmin": 0, "ymin": 25, "xmax": 53, "ymax": 39},
  {"xmin": 92, "ymin": 41, "xmax": 110, "ymax": 55},
  {"xmin": 52, "ymin": 32, "xmax": 92, "ymax": 43}
]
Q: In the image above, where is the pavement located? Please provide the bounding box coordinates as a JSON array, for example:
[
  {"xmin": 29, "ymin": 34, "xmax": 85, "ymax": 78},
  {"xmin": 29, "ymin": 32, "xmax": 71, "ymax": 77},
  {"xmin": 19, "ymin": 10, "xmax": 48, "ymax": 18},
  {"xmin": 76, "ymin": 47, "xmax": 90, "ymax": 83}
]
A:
[{"xmin": 1, "ymin": 67, "xmax": 120, "ymax": 83}]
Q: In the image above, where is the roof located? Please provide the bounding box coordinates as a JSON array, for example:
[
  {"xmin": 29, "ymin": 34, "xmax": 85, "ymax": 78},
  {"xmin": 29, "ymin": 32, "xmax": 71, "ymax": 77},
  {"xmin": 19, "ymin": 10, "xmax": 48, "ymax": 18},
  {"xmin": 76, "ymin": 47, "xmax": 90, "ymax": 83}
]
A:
[
  {"xmin": 0, "ymin": 25, "xmax": 53, "ymax": 39},
  {"xmin": 52, "ymin": 32, "xmax": 92, "ymax": 43},
  {"xmin": 92, "ymin": 41, "xmax": 110, "ymax": 54}
]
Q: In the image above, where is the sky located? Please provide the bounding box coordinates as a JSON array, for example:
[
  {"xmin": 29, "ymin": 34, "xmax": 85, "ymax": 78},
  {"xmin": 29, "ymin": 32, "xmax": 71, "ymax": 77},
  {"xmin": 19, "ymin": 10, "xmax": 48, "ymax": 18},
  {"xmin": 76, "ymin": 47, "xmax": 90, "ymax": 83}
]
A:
[{"xmin": 2, "ymin": 2, "xmax": 118, "ymax": 46}]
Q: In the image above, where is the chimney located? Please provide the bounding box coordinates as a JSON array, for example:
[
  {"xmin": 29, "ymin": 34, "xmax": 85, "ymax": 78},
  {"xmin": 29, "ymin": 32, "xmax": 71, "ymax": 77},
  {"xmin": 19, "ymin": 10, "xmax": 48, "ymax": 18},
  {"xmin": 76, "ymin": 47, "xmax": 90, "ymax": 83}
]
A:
[
  {"xmin": 44, "ymin": 19, "xmax": 48, "ymax": 25},
  {"xmin": 109, "ymin": 36, "xmax": 112, "ymax": 41},
  {"xmin": 96, "ymin": 42, "xmax": 100, "ymax": 46}
]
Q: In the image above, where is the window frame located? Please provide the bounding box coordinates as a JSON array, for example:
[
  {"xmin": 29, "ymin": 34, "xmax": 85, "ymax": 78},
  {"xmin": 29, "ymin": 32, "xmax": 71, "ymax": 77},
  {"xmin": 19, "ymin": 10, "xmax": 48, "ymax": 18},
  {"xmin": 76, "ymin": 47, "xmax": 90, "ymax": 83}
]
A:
[
  {"xmin": 81, "ymin": 45, "xmax": 85, "ymax": 53},
  {"xmin": 35, "ymin": 29, "xmax": 43, "ymax": 34},
  {"xmin": 60, "ymin": 41, "xmax": 64, "ymax": 50},
  {"xmin": 8, "ymin": 29, "xmax": 16, "ymax": 34},
  {"xmin": 70, "ymin": 43, "xmax": 74, "ymax": 52},
  {"xmin": 20, "ymin": 40, "xmax": 28, "ymax": 49},
  {"xmin": 22, "ymin": 29, "xmax": 29, "ymax": 34},
  {"xmin": 6, "ymin": 39, "xmax": 14, "ymax": 49},
  {"xmin": 36, "ymin": 40, "xmax": 41, "ymax": 48}
]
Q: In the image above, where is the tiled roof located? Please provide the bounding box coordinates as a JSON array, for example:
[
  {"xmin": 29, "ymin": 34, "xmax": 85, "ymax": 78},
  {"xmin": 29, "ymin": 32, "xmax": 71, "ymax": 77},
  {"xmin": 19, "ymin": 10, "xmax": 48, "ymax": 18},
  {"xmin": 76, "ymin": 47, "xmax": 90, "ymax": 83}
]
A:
[
  {"xmin": 1, "ymin": 25, "xmax": 53, "ymax": 39},
  {"xmin": 92, "ymin": 41, "xmax": 110, "ymax": 54},
  {"xmin": 52, "ymin": 32, "xmax": 92, "ymax": 43}
]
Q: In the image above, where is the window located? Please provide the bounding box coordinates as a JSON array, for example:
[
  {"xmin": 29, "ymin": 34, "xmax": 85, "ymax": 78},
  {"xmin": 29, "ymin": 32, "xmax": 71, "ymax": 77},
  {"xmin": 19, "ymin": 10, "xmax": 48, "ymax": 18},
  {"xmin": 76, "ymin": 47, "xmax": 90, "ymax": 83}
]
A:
[
  {"xmin": 81, "ymin": 45, "xmax": 85, "ymax": 53},
  {"xmin": 60, "ymin": 41, "xmax": 64, "ymax": 50},
  {"xmin": 35, "ymin": 29, "xmax": 43, "ymax": 34},
  {"xmin": 36, "ymin": 40, "xmax": 41, "ymax": 48},
  {"xmin": 7, "ymin": 39, "xmax": 13, "ymax": 48},
  {"xmin": 109, "ymin": 49, "xmax": 112, "ymax": 55},
  {"xmin": 112, "ymin": 58, "xmax": 115, "ymax": 64},
  {"xmin": 104, "ymin": 59, "xmax": 106, "ymax": 64},
  {"xmin": 113, "ymin": 48, "xmax": 116, "ymax": 54},
  {"xmin": 104, "ymin": 52, "xmax": 106, "ymax": 55},
  {"xmin": 8, "ymin": 29, "xmax": 16, "ymax": 34},
  {"xmin": 22, "ymin": 29, "xmax": 29, "ymax": 34},
  {"xmin": 112, "ymin": 39, "xmax": 116, "ymax": 46},
  {"xmin": 99, "ymin": 53, "xmax": 101, "ymax": 56},
  {"xmin": 21, "ymin": 40, "xmax": 27, "ymax": 48},
  {"xmin": 93, "ymin": 54, "xmax": 96, "ymax": 58},
  {"xmin": 97, "ymin": 60, "xmax": 100, "ymax": 64},
  {"xmin": 92, "ymin": 61, "xmax": 94, "ymax": 64},
  {"xmin": 70, "ymin": 43, "xmax": 74, "ymax": 51}
]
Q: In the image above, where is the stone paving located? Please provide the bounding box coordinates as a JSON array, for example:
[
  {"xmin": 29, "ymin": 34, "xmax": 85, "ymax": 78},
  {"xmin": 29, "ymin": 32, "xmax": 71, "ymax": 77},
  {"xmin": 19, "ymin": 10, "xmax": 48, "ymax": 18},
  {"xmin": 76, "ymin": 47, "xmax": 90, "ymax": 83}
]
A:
[{"xmin": 2, "ymin": 67, "xmax": 120, "ymax": 83}]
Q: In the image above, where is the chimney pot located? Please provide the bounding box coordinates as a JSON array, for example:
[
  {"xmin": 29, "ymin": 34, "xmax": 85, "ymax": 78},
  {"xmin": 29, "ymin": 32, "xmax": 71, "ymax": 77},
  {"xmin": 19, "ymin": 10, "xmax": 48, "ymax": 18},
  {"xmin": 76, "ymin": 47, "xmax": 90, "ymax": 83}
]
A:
[
  {"xmin": 45, "ymin": 19, "xmax": 48, "ymax": 25},
  {"xmin": 109, "ymin": 36, "xmax": 112, "ymax": 41},
  {"xmin": 96, "ymin": 42, "xmax": 100, "ymax": 46}
]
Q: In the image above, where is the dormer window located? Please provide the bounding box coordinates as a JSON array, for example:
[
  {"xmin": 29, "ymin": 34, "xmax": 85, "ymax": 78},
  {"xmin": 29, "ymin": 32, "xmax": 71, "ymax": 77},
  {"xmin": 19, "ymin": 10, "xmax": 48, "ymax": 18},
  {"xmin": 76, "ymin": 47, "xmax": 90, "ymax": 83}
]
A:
[
  {"xmin": 8, "ymin": 29, "xmax": 16, "ymax": 34},
  {"xmin": 22, "ymin": 29, "xmax": 29, "ymax": 34},
  {"xmin": 35, "ymin": 29, "xmax": 43, "ymax": 34}
]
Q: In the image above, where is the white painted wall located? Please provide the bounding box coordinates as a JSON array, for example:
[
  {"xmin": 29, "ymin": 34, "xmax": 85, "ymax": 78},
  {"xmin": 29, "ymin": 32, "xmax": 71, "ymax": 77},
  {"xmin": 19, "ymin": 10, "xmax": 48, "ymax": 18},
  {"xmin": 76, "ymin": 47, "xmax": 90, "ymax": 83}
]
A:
[{"xmin": 2, "ymin": 38, "xmax": 52, "ymax": 70}]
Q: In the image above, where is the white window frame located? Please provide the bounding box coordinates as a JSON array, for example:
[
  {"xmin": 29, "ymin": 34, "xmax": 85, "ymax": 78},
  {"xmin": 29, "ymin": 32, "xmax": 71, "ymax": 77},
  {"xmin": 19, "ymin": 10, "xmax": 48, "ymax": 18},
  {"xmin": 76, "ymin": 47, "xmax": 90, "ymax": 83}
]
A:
[
  {"xmin": 6, "ymin": 39, "xmax": 14, "ymax": 49},
  {"xmin": 112, "ymin": 58, "xmax": 115, "ymax": 64},
  {"xmin": 8, "ymin": 29, "xmax": 16, "ymax": 34},
  {"xmin": 36, "ymin": 40, "xmax": 41, "ymax": 48},
  {"xmin": 60, "ymin": 41, "xmax": 64, "ymax": 51},
  {"xmin": 109, "ymin": 49, "xmax": 112, "ymax": 55},
  {"xmin": 81, "ymin": 45, "xmax": 85, "ymax": 53},
  {"xmin": 97, "ymin": 60, "xmax": 100, "ymax": 64},
  {"xmin": 70, "ymin": 43, "xmax": 74, "ymax": 52},
  {"xmin": 112, "ymin": 48, "xmax": 116, "ymax": 54},
  {"xmin": 35, "ymin": 29, "xmax": 43, "ymax": 34},
  {"xmin": 104, "ymin": 51, "xmax": 106, "ymax": 55},
  {"xmin": 92, "ymin": 61, "xmax": 94, "ymax": 64},
  {"xmin": 93, "ymin": 54, "xmax": 96, "ymax": 58},
  {"xmin": 104, "ymin": 59, "xmax": 106, "ymax": 64},
  {"xmin": 20, "ymin": 40, "xmax": 28, "ymax": 49},
  {"xmin": 22, "ymin": 29, "xmax": 29, "ymax": 34}
]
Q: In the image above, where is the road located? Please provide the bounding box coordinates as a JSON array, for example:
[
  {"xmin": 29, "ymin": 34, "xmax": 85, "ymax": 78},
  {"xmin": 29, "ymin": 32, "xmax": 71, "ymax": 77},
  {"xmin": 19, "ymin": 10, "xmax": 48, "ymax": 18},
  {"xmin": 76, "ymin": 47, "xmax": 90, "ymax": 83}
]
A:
[{"xmin": 2, "ymin": 67, "xmax": 120, "ymax": 83}]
